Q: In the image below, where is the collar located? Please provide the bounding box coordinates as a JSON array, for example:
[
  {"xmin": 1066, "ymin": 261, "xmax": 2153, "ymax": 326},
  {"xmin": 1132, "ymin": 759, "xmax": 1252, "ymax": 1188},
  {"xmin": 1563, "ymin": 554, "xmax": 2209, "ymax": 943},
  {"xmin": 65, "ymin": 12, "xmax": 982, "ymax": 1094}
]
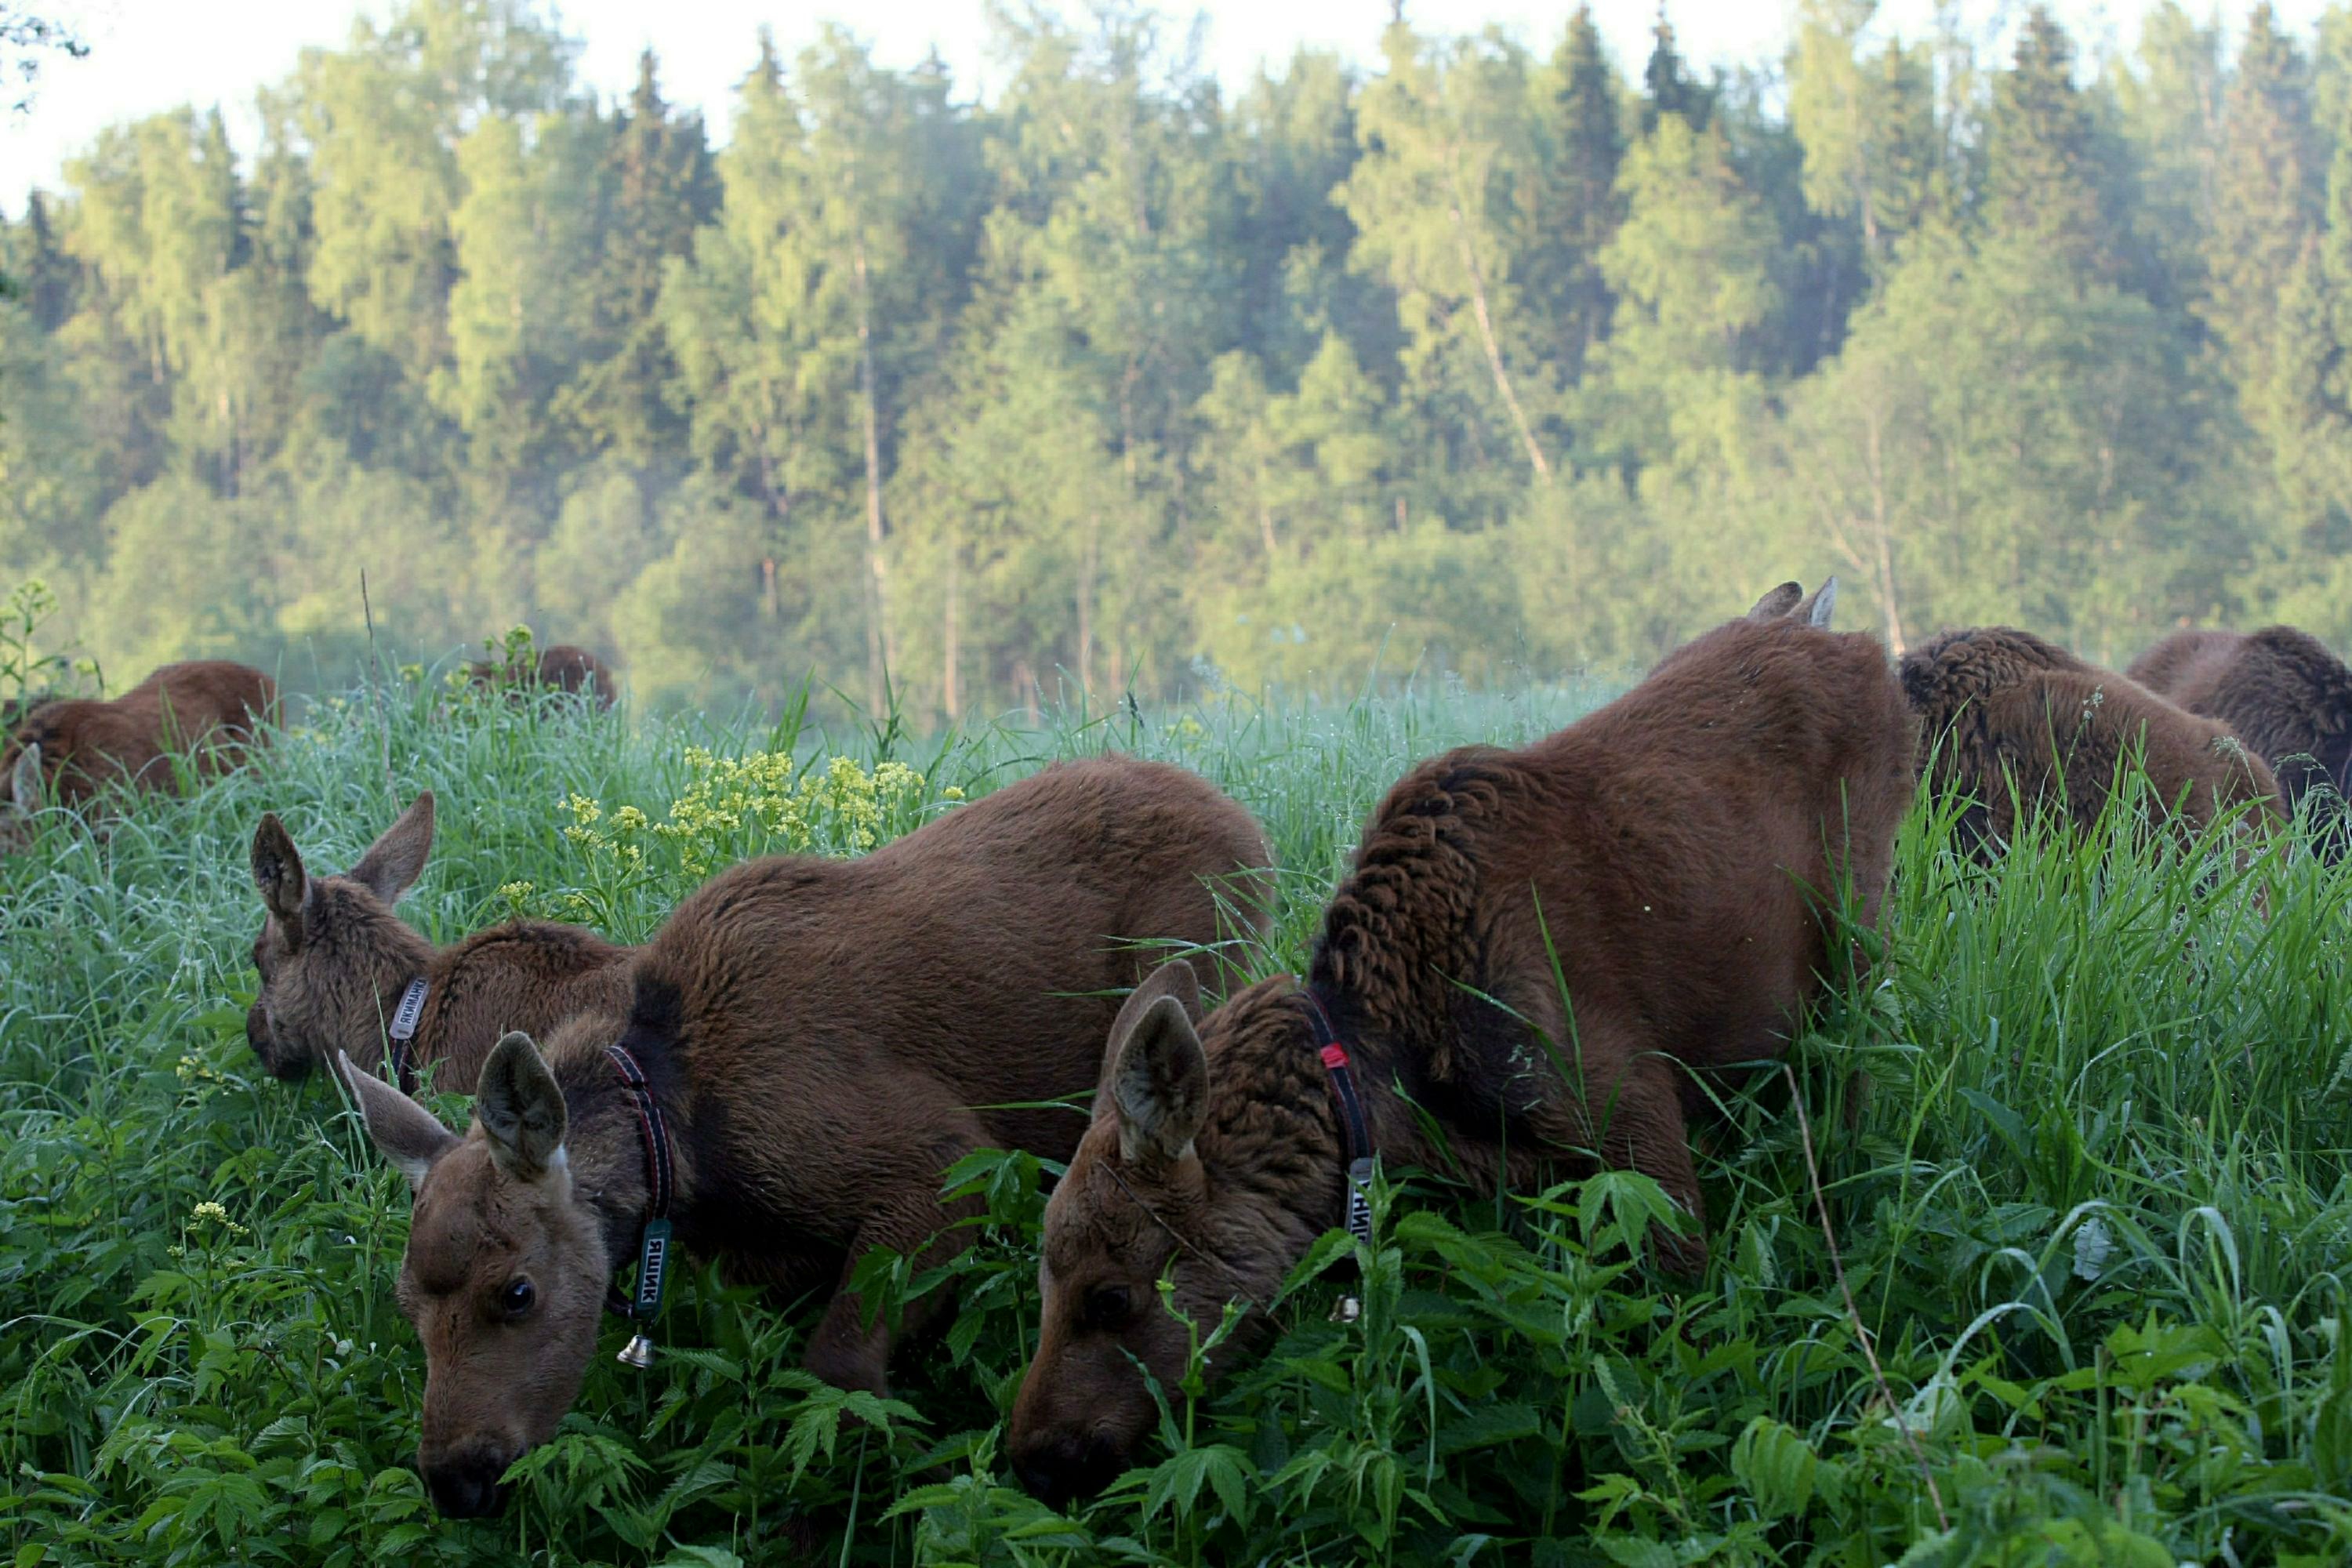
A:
[
  {"xmin": 385, "ymin": 977, "xmax": 429, "ymax": 1094},
  {"xmin": 602, "ymin": 1041, "xmax": 676, "ymax": 1369},
  {"xmin": 1299, "ymin": 982, "xmax": 1376, "ymax": 1249}
]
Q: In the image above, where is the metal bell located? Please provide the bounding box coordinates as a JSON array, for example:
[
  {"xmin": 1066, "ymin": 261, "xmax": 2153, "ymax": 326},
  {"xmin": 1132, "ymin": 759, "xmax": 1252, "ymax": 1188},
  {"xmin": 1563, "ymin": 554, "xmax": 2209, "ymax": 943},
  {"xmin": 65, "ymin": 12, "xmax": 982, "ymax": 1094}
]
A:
[
  {"xmin": 616, "ymin": 1331, "xmax": 655, "ymax": 1370},
  {"xmin": 1330, "ymin": 1294, "xmax": 1362, "ymax": 1325}
]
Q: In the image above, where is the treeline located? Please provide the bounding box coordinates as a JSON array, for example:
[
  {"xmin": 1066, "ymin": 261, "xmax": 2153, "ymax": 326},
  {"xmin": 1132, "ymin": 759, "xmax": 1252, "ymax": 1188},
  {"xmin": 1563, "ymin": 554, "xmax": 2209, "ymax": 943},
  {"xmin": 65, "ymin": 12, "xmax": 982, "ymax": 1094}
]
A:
[{"xmin": 5, "ymin": 0, "xmax": 2352, "ymax": 714}]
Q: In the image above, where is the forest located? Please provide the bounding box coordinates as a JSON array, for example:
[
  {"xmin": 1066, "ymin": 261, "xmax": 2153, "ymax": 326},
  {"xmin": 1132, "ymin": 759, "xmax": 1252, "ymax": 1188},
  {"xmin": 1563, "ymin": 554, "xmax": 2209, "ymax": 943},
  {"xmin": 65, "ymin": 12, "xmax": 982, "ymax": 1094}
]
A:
[{"xmin": 5, "ymin": 0, "xmax": 2351, "ymax": 717}]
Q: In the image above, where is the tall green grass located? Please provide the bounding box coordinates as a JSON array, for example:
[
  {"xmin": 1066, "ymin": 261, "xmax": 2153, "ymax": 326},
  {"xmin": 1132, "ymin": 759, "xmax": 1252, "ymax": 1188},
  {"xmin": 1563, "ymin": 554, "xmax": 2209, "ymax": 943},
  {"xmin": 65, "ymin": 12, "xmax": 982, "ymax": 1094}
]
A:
[{"xmin": 2, "ymin": 673, "xmax": 2349, "ymax": 1566}]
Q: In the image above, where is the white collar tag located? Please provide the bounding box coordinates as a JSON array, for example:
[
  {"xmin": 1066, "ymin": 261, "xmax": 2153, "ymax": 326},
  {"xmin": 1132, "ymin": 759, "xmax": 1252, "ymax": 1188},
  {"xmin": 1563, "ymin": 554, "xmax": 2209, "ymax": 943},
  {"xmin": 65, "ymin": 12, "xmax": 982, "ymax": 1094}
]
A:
[{"xmin": 389, "ymin": 977, "xmax": 429, "ymax": 1042}]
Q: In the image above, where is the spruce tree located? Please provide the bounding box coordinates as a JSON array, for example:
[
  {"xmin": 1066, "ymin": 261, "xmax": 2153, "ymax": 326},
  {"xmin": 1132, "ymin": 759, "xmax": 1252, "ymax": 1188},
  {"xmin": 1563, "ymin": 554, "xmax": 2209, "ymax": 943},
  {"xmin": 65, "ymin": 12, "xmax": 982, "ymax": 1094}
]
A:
[
  {"xmin": 1982, "ymin": 5, "xmax": 2114, "ymax": 278},
  {"xmin": 18, "ymin": 191, "xmax": 74, "ymax": 332},
  {"xmin": 1642, "ymin": 6, "xmax": 1709, "ymax": 132},
  {"xmin": 564, "ymin": 48, "xmax": 717, "ymax": 465},
  {"xmin": 1541, "ymin": 6, "xmax": 1624, "ymax": 378},
  {"xmin": 2205, "ymin": 4, "xmax": 2318, "ymax": 410}
]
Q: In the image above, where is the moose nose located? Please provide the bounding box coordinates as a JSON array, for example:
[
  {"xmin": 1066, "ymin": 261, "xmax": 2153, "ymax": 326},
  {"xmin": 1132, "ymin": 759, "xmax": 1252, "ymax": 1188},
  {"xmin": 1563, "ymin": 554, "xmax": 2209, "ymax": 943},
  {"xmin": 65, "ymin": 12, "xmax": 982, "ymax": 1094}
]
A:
[
  {"xmin": 424, "ymin": 1450, "xmax": 512, "ymax": 1519},
  {"xmin": 1014, "ymin": 1431, "xmax": 1121, "ymax": 1509},
  {"xmin": 246, "ymin": 1006, "xmax": 311, "ymax": 1080}
]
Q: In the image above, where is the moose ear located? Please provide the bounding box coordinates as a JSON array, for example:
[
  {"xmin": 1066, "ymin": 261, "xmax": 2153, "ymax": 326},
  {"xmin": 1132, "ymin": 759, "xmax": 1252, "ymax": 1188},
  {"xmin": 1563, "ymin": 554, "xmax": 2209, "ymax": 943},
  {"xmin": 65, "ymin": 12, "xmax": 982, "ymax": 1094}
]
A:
[
  {"xmin": 1798, "ymin": 576, "xmax": 1839, "ymax": 630},
  {"xmin": 1108, "ymin": 995, "xmax": 1209, "ymax": 1167},
  {"xmin": 251, "ymin": 812, "xmax": 312, "ymax": 947},
  {"xmin": 474, "ymin": 1031, "xmax": 568, "ymax": 1182},
  {"xmin": 1111, "ymin": 958, "xmax": 1203, "ymax": 1042},
  {"xmin": 1747, "ymin": 582, "xmax": 1803, "ymax": 621},
  {"xmin": 340, "ymin": 1051, "xmax": 459, "ymax": 1192},
  {"xmin": 350, "ymin": 792, "xmax": 434, "ymax": 906},
  {"xmin": 8, "ymin": 742, "xmax": 41, "ymax": 813}
]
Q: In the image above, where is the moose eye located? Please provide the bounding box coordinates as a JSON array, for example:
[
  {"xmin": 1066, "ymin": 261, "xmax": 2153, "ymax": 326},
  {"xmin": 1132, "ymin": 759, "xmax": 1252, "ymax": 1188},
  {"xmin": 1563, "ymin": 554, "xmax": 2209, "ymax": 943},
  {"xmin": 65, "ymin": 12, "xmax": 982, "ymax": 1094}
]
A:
[
  {"xmin": 1083, "ymin": 1283, "xmax": 1131, "ymax": 1329},
  {"xmin": 502, "ymin": 1278, "xmax": 535, "ymax": 1318}
]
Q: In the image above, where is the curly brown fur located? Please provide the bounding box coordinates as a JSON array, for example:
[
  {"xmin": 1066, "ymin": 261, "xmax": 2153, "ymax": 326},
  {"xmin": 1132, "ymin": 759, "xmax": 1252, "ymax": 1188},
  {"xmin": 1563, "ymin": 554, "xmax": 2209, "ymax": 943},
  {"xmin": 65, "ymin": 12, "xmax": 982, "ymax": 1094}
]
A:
[
  {"xmin": 466, "ymin": 644, "xmax": 615, "ymax": 709},
  {"xmin": 2129, "ymin": 626, "xmax": 2352, "ymax": 855},
  {"xmin": 1008, "ymin": 579, "xmax": 1918, "ymax": 1504},
  {"xmin": 2, "ymin": 662, "xmax": 277, "ymax": 842},
  {"xmin": 1904, "ymin": 626, "xmax": 2282, "ymax": 856},
  {"xmin": 343, "ymin": 754, "xmax": 1271, "ymax": 1515}
]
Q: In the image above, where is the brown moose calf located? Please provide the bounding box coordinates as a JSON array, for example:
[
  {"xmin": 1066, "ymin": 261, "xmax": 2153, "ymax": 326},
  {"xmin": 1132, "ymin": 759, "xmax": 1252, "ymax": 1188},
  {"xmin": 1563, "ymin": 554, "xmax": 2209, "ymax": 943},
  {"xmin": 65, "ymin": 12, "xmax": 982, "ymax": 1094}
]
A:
[
  {"xmin": 339, "ymin": 755, "xmax": 1270, "ymax": 1518},
  {"xmin": 2129, "ymin": 626, "xmax": 2352, "ymax": 855},
  {"xmin": 1903, "ymin": 626, "xmax": 2281, "ymax": 856},
  {"xmin": 246, "ymin": 793, "xmax": 633, "ymax": 1092},
  {"xmin": 1006, "ymin": 580, "xmax": 1917, "ymax": 1506},
  {"xmin": 2, "ymin": 660, "xmax": 278, "ymax": 847},
  {"xmin": 465, "ymin": 644, "xmax": 615, "ymax": 709}
]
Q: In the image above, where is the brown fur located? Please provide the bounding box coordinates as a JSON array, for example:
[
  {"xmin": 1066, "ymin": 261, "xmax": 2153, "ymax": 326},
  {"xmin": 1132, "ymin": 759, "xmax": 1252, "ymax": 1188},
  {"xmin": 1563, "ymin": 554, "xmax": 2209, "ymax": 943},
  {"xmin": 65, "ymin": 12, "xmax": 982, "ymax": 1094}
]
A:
[
  {"xmin": 1, "ymin": 661, "xmax": 277, "ymax": 845},
  {"xmin": 343, "ymin": 754, "xmax": 1272, "ymax": 1516},
  {"xmin": 466, "ymin": 644, "xmax": 616, "ymax": 709},
  {"xmin": 1006, "ymin": 581, "xmax": 1918, "ymax": 1504},
  {"xmin": 1903, "ymin": 626, "xmax": 2282, "ymax": 855},
  {"xmin": 2129, "ymin": 626, "xmax": 2352, "ymax": 854},
  {"xmin": 247, "ymin": 793, "xmax": 633, "ymax": 1091}
]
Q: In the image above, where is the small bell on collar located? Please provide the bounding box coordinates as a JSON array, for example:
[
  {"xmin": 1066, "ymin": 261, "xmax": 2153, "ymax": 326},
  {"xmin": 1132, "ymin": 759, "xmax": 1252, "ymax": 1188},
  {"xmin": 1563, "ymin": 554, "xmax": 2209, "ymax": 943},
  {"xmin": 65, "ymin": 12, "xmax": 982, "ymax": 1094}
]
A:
[
  {"xmin": 617, "ymin": 1330, "xmax": 656, "ymax": 1370},
  {"xmin": 1330, "ymin": 1293, "xmax": 1363, "ymax": 1325}
]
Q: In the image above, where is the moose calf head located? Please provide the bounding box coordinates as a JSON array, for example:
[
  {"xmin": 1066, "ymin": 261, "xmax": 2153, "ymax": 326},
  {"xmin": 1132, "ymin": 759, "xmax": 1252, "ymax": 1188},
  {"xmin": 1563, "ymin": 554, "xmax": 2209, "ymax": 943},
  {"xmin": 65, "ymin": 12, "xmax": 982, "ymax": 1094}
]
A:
[
  {"xmin": 1008, "ymin": 964, "xmax": 1309, "ymax": 1508},
  {"xmin": 343, "ymin": 1031, "xmax": 611, "ymax": 1519},
  {"xmin": 246, "ymin": 794, "xmax": 437, "ymax": 1080}
]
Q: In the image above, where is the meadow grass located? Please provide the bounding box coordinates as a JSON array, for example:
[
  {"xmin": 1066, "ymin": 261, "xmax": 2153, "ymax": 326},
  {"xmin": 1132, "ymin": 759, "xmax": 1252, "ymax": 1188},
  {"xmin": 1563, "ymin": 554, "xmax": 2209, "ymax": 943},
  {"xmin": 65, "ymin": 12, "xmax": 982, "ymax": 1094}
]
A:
[{"xmin": 2, "ymin": 671, "xmax": 2349, "ymax": 1566}]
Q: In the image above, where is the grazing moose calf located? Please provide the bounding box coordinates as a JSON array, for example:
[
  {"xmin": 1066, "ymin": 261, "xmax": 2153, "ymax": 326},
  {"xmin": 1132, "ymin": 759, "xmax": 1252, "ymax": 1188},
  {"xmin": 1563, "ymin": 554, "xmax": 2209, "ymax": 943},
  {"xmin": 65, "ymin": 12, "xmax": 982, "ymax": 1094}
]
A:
[
  {"xmin": 246, "ymin": 793, "xmax": 633, "ymax": 1092},
  {"xmin": 1007, "ymin": 581, "xmax": 1917, "ymax": 1506},
  {"xmin": 339, "ymin": 756, "xmax": 1271, "ymax": 1518},
  {"xmin": 2, "ymin": 660, "xmax": 278, "ymax": 847},
  {"xmin": 1902, "ymin": 626, "xmax": 2282, "ymax": 855},
  {"xmin": 2129, "ymin": 626, "xmax": 2352, "ymax": 855},
  {"xmin": 466, "ymin": 644, "xmax": 616, "ymax": 709}
]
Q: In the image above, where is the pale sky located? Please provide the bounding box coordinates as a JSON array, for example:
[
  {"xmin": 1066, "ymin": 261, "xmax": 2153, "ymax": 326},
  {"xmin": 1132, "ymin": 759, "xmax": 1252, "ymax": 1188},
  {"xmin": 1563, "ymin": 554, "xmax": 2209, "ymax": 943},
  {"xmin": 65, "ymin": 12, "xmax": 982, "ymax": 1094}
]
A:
[{"xmin": 0, "ymin": 0, "xmax": 2339, "ymax": 213}]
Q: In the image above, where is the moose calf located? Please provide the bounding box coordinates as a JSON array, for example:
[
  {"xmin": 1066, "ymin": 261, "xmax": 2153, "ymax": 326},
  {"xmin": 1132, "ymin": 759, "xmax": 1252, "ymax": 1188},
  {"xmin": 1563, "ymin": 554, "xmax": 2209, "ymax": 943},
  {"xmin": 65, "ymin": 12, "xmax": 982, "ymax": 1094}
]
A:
[
  {"xmin": 2129, "ymin": 626, "xmax": 2352, "ymax": 855},
  {"xmin": 465, "ymin": 644, "xmax": 615, "ymax": 709},
  {"xmin": 1903, "ymin": 626, "xmax": 2281, "ymax": 855},
  {"xmin": 341, "ymin": 755, "xmax": 1271, "ymax": 1518},
  {"xmin": 3, "ymin": 660, "xmax": 278, "ymax": 847},
  {"xmin": 1007, "ymin": 581, "xmax": 1916, "ymax": 1505},
  {"xmin": 247, "ymin": 793, "xmax": 633, "ymax": 1092}
]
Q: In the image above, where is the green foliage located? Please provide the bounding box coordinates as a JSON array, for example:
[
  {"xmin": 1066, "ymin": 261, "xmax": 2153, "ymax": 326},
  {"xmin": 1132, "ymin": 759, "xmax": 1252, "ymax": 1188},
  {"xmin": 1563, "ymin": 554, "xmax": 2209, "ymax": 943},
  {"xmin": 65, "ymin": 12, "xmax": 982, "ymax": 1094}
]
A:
[
  {"xmin": 4, "ymin": 674, "xmax": 2352, "ymax": 1562},
  {"xmin": 0, "ymin": 574, "xmax": 85, "ymax": 713},
  {"xmin": 20, "ymin": 2, "xmax": 2352, "ymax": 713}
]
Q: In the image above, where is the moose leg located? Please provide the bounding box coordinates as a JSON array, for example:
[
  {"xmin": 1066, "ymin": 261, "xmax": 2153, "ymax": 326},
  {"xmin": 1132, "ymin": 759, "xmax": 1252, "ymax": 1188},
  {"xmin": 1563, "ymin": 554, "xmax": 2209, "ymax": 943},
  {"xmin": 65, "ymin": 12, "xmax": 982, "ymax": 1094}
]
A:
[
  {"xmin": 1527, "ymin": 1044, "xmax": 1708, "ymax": 1275},
  {"xmin": 800, "ymin": 1115, "xmax": 989, "ymax": 1397},
  {"xmin": 1604, "ymin": 1054, "xmax": 1707, "ymax": 1274}
]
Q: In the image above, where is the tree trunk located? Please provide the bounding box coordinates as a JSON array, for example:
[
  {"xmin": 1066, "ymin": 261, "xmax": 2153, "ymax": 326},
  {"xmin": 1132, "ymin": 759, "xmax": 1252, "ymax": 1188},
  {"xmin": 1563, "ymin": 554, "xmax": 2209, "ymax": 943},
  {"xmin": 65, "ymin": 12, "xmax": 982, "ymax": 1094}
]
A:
[
  {"xmin": 943, "ymin": 528, "xmax": 961, "ymax": 723},
  {"xmin": 1078, "ymin": 513, "xmax": 1098, "ymax": 695},
  {"xmin": 1863, "ymin": 409, "xmax": 1907, "ymax": 654},
  {"xmin": 1443, "ymin": 148, "xmax": 1552, "ymax": 485},
  {"xmin": 852, "ymin": 222, "xmax": 892, "ymax": 717}
]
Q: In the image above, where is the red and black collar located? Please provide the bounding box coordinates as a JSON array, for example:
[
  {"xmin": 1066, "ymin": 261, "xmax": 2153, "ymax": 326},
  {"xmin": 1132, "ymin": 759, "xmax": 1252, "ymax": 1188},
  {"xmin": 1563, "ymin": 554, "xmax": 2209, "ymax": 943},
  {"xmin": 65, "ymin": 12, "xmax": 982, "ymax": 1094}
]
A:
[{"xmin": 1299, "ymin": 982, "xmax": 1376, "ymax": 1247}]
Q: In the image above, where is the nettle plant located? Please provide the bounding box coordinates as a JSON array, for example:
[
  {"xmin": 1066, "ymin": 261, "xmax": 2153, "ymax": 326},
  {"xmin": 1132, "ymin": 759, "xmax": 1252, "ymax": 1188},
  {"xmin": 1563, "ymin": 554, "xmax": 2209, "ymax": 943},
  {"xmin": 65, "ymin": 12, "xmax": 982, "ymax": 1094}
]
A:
[{"xmin": 0, "ymin": 576, "xmax": 94, "ymax": 717}]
